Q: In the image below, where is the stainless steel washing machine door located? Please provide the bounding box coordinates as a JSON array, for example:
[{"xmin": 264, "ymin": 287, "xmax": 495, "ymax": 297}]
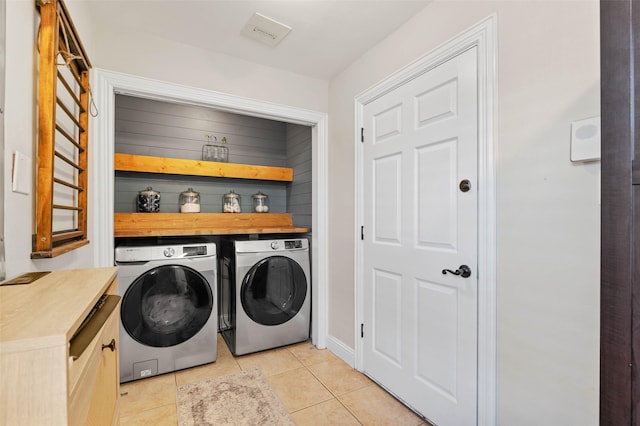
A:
[
  {"xmin": 121, "ymin": 265, "xmax": 213, "ymax": 347},
  {"xmin": 240, "ymin": 255, "xmax": 307, "ymax": 326}
]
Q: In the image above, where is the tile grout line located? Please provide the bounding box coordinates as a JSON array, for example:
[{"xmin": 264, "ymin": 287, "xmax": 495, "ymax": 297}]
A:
[
  {"xmin": 282, "ymin": 344, "xmax": 342, "ymax": 416},
  {"xmin": 332, "ymin": 383, "xmax": 377, "ymax": 426},
  {"xmin": 289, "ymin": 353, "xmax": 368, "ymax": 425},
  {"xmin": 289, "ymin": 375, "xmax": 367, "ymax": 426}
]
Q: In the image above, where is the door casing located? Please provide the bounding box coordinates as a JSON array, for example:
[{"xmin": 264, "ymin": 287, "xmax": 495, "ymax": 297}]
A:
[
  {"xmin": 600, "ymin": 0, "xmax": 640, "ymax": 422},
  {"xmin": 89, "ymin": 69, "xmax": 329, "ymax": 349},
  {"xmin": 355, "ymin": 15, "xmax": 497, "ymax": 425},
  {"xmin": 0, "ymin": 0, "xmax": 5, "ymax": 281}
]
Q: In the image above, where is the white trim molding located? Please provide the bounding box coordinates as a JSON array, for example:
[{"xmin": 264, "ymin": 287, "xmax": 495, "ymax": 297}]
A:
[
  {"xmin": 354, "ymin": 15, "xmax": 497, "ymax": 426},
  {"xmin": 326, "ymin": 335, "xmax": 356, "ymax": 368},
  {"xmin": 89, "ymin": 69, "xmax": 329, "ymax": 348}
]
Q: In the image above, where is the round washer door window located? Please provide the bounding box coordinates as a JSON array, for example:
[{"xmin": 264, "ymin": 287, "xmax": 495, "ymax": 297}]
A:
[
  {"xmin": 121, "ymin": 265, "xmax": 213, "ymax": 347},
  {"xmin": 241, "ymin": 256, "xmax": 307, "ymax": 326}
]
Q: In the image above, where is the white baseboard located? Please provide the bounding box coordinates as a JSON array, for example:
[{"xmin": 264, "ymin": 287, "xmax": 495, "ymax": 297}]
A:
[{"xmin": 326, "ymin": 335, "xmax": 355, "ymax": 367}]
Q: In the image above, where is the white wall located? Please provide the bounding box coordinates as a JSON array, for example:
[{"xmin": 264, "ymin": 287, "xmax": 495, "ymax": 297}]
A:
[
  {"xmin": 80, "ymin": 12, "xmax": 328, "ymax": 113},
  {"xmin": 327, "ymin": 1, "xmax": 600, "ymax": 425},
  {"xmin": 5, "ymin": 0, "xmax": 600, "ymax": 423},
  {"xmin": 3, "ymin": 0, "xmax": 327, "ymax": 278},
  {"xmin": 4, "ymin": 0, "xmax": 97, "ymax": 277}
]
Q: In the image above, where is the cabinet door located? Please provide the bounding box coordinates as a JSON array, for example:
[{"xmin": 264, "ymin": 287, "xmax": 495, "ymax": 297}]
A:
[{"xmin": 86, "ymin": 305, "xmax": 120, "ymax": 425}]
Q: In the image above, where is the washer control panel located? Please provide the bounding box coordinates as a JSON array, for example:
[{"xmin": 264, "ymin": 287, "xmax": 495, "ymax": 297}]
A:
[
  {"xmin": 115, "ymin": 242, "xmax": 216, "ymax": 262},
  {"xmin": 284, "ymin": 240, "xmax": 303, "ymax": 249},
  {"xmin": 184, "ymin": 245, "xmax": 208, "ymax": 256}
]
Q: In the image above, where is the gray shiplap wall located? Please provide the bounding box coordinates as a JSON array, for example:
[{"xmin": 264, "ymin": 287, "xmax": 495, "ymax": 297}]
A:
[
  {"xmin": 115, "ymin": 173, "xmax": 288, "ymax": 214},
  {"xmin": 115, "ymin": 95, "xmax": 287, "ymax": 166},
  {"xmin": 286, "ymin": 123, "xmax": 312, "ymax": 229},
  {"xmin": 114, "ymin": 95, "xmax": 311, "ymax": 226}
]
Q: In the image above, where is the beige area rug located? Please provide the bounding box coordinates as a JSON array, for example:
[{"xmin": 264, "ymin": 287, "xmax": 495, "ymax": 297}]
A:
[{"xmin": 176, "ymin": 368, "xmax": 296, "ymax": 426}]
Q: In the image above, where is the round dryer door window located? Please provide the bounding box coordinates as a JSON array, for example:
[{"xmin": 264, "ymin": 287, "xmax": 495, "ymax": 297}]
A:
[
  {"xmin": 241, "ymin": 256, "xmax": 307, "ymax": 326},
  {"xmin": 121, "ymin": 265, "xmax": 213, "ymax": 347}
]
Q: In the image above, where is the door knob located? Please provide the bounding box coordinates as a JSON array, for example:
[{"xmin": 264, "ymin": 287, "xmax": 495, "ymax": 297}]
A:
[
  {"xmin": 442, "ymin": 265, "xmax": 472, "ymax": 278},
  {"xmin": 102, "ymin": 338, "xmax": 116, "ymax": 352}
]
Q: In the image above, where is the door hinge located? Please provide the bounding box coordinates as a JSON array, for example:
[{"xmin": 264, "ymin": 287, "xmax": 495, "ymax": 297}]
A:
[
  {"xmin": 361, "ymin": 128, "xmax": 364, "ymax": 143},
  {"xmin": 360, "ymin": 226, "xmax": 364, "ymax": 240},
  {"xmin": 361, "ymin": 323, "xmax": 364, "ymax": 338}
]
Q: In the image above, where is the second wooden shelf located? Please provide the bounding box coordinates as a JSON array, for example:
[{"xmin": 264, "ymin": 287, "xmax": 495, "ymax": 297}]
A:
[{"xmin": 114, "ymin": 153, "xmax": 294, "ymax": 181}]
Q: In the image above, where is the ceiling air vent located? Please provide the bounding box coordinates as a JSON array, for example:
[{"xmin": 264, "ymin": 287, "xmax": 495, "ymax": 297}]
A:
[{"xmin": 241, "ymin": 12, "xmax": 292, "ymax": 47}]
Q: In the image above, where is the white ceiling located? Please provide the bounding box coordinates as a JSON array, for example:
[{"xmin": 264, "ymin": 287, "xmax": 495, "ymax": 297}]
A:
[{"xmin": 78, "ymin": 0, "xmax": 431, "ymax": 80}]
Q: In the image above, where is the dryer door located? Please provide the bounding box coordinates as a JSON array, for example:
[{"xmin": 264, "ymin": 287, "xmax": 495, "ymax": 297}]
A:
[
  {"xmin": 121, "ymin": 265, "xmax": 213, "ymax": 347},
  {"xmin": 240, "ymin": 256, "xmax": 307, "ymax": 326}
]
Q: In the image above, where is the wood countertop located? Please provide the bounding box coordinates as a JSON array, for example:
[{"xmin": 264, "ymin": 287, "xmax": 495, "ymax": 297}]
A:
[
  {"xmin": 114, "ymin": 212, "xmax": 309, "ymax": 237},
  {"xmin": 0, "ymin": 267, "xmax": 118, "ymax": 354}
]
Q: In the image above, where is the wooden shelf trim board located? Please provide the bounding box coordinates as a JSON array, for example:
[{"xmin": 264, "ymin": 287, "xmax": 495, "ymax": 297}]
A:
[
  {"xmin": 114, "ymin": 213, "xmax": 308, "ymax": 237},
  {"xmin": 114, "ymin": 153, "xmax": 294, "ymax": 182}
]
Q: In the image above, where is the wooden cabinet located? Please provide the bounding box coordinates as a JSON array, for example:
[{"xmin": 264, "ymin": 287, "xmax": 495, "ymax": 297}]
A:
[
  {"xmin": 0, "ymin": 268, "xmax": 120, "ymax": 425},
  {"xmin": 85, "ymin": 316, "xmax": 119, "ymax": 423},
  {"xmin": 114, "ymin": 153, "xmax": 309, "ymax": 236}
]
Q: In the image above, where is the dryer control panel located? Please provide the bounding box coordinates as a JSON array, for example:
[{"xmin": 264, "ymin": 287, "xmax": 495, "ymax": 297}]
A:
[{"xmin": 233, "ymin": 238, "xmax": 308, "ymax": 254}]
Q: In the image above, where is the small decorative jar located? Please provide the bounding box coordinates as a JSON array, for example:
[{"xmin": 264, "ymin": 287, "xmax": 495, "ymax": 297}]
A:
[
  {"xmin": 136, "ymin": 187, "xmax": 161, "ymax": 212},
  {"xmin": 223, "ymin": 190, "xmax": 241, "ymax": 213},
  {"xmin": 179, "ymin": 188, "xmax": 200, "ymax": 213},
  {"xmin": 252, "ymin": 191, "xmax": 269, "ymax": 213},
  {"xmin": 202, "ymin": 135, "xmax": 228, "ymax": 163}
]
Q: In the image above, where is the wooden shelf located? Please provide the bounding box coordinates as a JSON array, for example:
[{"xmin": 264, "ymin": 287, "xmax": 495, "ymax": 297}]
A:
[
  {"xmin": 114, "ymin": 213, "xmax": 309, "ymax": 237},
  {"xmin": 113, "ymin": 154, "xmax": 303, "ymax": 236},
  {"xmin": 114, "ymin": 153, "xmax": 293, "ymax": 182}
]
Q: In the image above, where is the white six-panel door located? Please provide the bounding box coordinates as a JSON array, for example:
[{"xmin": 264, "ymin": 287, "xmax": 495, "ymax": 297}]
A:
[{"xmin": 361, "ymin": 46, "xmax": 478, "ymax": 426}]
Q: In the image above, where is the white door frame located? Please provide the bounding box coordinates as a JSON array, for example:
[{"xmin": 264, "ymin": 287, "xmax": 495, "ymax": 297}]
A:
[
  {"xmin": 354, "ymin": 16, "xmax": 497, "ymax": 425},
  {"xmin": 89, "ymin": 69, "xmax": 329, "ymax": 349}
]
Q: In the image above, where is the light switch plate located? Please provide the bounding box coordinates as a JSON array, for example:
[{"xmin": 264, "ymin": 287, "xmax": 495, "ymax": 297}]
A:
[
  {"xmin": 570, "ymin": 116, "xmax": 600, "ymax": 162},
  {"xmin": 12, "ymin": 151, "xmax": 31, "ymax": 195}
]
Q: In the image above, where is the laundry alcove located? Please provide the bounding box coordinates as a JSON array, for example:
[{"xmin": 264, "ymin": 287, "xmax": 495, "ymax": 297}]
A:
[
  {"xmin": 90, "ymin": 68, "xmax": 329, "ymax": 349},
  {"xmin": 113, "ymin": 94, "xmax": 312, "ymax": 226}
]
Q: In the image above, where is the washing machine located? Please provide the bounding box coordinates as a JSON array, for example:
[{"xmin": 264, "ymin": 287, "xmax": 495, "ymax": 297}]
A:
[
  {"xmin": 220, "ymin": 237, "xmax": 310, "ymax": 355},
  {"xmin": 115, "ymin": 240, "xmax": 217, "ymax": 382}
]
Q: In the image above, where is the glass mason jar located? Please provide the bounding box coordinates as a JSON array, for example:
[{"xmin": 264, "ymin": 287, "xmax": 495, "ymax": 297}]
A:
[
  {"xmin": 252, "ymin": 191, "xmax": 269, "ymax": 213},
  {"xmin": 222, "ymin": 190, "xmax": 241, "ymax": 213},
  {"xmin": 179, "ymin": 188, "xmax": 200, "ymax": 213},
  {"xmin": 136, "ymin": 187, "xmax": 160, "ymax": 212}
]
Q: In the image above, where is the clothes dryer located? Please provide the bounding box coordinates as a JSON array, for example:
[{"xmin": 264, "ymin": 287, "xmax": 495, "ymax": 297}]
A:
[
  {"xmin": 220, "ymin": 237, "xmax": 310, "ymax": 355},
  {"xmin": 115, "ymin": 240, "xmax": 217, "ymax": 382}
]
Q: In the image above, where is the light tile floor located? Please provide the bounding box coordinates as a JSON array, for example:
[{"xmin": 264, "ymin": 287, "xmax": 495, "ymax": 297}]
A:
[{"xmin": 119, "ymin": 333, "xmax": 428, "ymax": 425}]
